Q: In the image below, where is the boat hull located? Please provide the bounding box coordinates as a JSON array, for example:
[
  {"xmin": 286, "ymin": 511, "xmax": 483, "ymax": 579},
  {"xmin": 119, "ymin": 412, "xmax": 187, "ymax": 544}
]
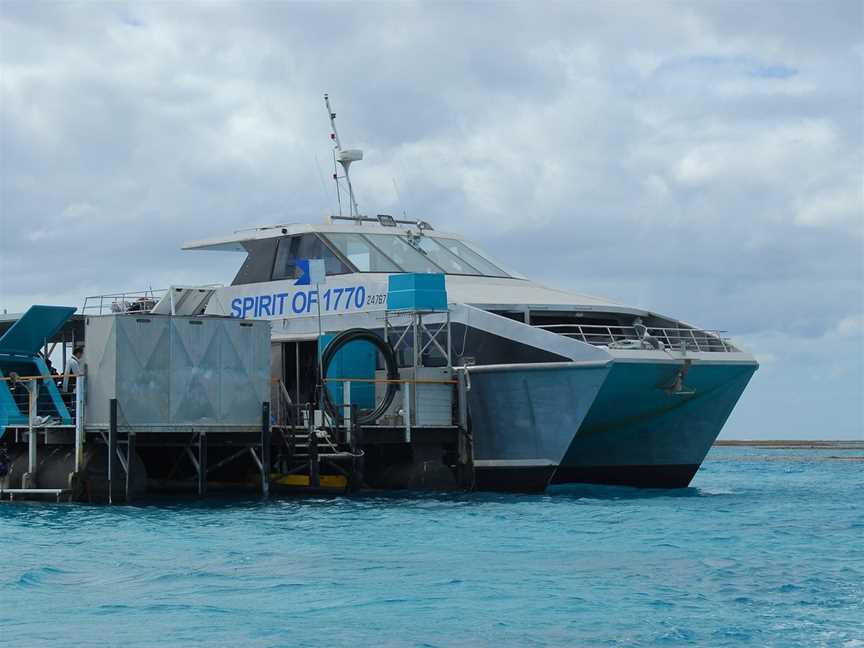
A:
[
  {"xmin": 552, "ymin": 357, "xmax": 757, "ymax": 488},
  {"xmin": 467, "ymin": 361, "xmax": 610, "ymax": 492}
]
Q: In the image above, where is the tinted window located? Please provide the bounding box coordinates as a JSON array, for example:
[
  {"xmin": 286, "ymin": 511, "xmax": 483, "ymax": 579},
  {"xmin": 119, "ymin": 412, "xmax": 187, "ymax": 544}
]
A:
[
  {"xmin": 434, "ymin": 238, "xmax": 510, "ymax": 277},
  {"xmin": 411, "ymin": 236, "xmax": 481, "ymax": 275},
  {"xmin": 364, "ymin": 234, "xmax": 443, "ymax": 273},
  {"xmin": 324, "ymin": 233, "xmax": 401, "ymax": 272},
  {"xmin": 272, "ymin": 234, "xmax": 351, "ymax": 281},
  {"xmin": 232, "ymin": 239, "xmax": 278, "ymax": 285}
]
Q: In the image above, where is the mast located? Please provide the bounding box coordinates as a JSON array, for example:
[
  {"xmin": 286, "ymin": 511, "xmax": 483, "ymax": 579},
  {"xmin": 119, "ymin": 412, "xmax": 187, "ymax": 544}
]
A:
[{"xmin": 324, "ymin": 93, "xmax": 363, "ymax": 222}]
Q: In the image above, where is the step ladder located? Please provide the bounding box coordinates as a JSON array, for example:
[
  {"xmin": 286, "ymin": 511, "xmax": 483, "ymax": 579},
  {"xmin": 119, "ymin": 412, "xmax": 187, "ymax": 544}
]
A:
[{"xmin": 272, "ymin": 425, "xmax": 359, "ymax": 491}]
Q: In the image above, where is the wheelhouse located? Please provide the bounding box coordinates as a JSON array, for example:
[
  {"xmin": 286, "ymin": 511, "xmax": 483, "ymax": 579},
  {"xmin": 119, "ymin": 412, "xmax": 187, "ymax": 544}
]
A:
[{"xmin": 220, "ymin": 227, "xmax": 518, "ymax": 286}]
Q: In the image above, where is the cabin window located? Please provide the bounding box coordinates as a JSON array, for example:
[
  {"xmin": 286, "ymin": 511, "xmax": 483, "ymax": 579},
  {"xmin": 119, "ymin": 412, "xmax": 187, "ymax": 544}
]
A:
[
  {"xmin": 407, "ymin": 236, "xmax": 482, "ymax": 275},
  {"xmin": 231, "ymin": 238, "xmax": 279, "ymax": 285},
  {"xmin": 322, "ymin": 232, "xmax": 514, "ymax": 277},
  {"xmin": 324, "ymin": 233, "xmax": 401, "ymax": 272},
  {"xmin": 433, "ymin": 238, "xmax": 510, "ymax": 278},
  {"xmin": 363, "ymin": 234, "xmax": 443, "ymax": 274},
  {"xmin": 271, "ymin": 234, "xmax": 350, "ymax": 281}
]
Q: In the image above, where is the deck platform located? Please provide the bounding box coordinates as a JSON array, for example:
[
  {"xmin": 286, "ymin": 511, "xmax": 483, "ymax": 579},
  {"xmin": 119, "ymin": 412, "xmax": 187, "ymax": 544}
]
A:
[{"xmin": 0, "ymin": 488, "xmax": 70, "ymax": 502}]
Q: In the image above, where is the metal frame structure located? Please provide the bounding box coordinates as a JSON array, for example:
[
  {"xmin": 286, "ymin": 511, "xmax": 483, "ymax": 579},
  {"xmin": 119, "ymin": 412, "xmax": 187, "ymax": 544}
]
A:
[{"xmin": 384, "ymin": 310, "xmax": 452, "ymax": 370}]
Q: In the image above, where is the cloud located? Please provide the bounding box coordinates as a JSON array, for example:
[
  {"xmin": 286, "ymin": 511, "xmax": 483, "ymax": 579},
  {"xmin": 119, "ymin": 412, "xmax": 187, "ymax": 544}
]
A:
[
  {"xmin": 796, "ymin": 186, "xmax": 864, "ymax": 228},
  {"xmin": 728, "ymin": 321, "xmax": 864, "ymax": 439},
  {"xmin": 836, "ymin": 313, "xmax": 864, "ymax": 338}
]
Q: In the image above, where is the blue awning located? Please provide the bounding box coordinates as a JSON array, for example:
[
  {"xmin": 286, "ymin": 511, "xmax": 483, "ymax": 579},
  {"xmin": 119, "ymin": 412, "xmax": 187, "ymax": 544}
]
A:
[{"xmin": 0, "ymin": 305, "xmax": 76, "ymax": 356}]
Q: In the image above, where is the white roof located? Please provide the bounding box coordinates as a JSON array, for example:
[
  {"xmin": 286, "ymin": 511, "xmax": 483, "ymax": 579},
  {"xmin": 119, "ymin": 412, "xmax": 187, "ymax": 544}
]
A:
[
  {"xmin": 444, "ymin": 275, "xmax": 646, "ymax": 315},
  {"xmin": 182, "ymin": 221, "xmax": 467, "ymax": 252}
]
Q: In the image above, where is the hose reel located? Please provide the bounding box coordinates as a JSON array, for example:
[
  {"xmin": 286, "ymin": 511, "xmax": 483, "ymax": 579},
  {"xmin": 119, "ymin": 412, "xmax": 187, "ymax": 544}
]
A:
[{"xmin": 320, "ymin": 328, "xmax": 399, "ymax": 425}]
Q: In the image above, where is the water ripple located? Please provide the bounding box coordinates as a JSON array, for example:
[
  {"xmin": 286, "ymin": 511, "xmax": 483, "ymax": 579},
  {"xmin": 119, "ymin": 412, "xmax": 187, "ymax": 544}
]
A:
[{"xmin": 1, "ymin": 447, "xmax": 863, "ymax": 646}]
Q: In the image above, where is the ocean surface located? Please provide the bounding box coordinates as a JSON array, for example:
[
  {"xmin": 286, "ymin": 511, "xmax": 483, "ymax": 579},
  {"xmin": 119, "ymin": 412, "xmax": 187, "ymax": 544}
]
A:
[{"xmin": 2, "ymin": 446, "xmax": 862, "ymax": 647}]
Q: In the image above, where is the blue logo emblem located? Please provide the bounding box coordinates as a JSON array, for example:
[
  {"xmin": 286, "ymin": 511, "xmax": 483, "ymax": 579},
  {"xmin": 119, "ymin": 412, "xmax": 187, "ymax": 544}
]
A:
[{"xmin": 294, "ymin": 259, "xmax": 312, "ymax": 286}]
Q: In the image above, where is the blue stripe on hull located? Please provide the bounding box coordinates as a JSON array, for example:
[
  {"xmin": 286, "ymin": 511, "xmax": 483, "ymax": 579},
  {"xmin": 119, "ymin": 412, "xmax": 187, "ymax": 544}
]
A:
[{"xmin": 553, "ymin": 360, "xmax": 757, "ymax": 487}]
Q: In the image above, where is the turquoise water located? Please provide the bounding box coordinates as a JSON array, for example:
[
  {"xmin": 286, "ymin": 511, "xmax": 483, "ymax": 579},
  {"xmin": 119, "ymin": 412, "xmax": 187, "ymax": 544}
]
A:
[{"xmin": 2, "ymin": 447, "xmax": 862, "ymax": 647}]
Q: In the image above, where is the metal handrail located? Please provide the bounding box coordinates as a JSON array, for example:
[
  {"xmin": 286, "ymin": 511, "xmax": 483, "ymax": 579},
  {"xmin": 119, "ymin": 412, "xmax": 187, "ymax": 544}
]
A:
[
  {"xmin": 535, "ymin": 323, "xmax": 734, "ymax": 352},
  {"xmin": 323, "ymin": 377, "xmax": 458, "ymax": 385},
  {"xmin": 81, "ymin": 289, "xmax": 168, "ymax": 316},
  {"xmin": 1, "ymin": 372, "xmax": 82, "ymax": 428}
]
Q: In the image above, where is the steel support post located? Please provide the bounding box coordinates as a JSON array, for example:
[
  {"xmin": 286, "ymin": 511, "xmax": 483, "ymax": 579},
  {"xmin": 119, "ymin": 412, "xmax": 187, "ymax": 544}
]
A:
[
  {"xmin": 456, "ymin": 369, "xmax": 472, "ymax": 488},
  {"xmin": 308, "ymin": 402, "xmax": 319, "ymax": 488},
  {"xmin": 344, "ymin": 381, "xmax": 352, "ymax": 445},
  {"xmin": 261, "ymin": 402, "xmax": 270, "ymax": 498},
  {"xmin": 27, "ymin": 381, "xmax": 38, "ymax": 473},
  {"xmin": 23, "ymin": 380, "xmax": 39, "ymax": 488},
  {"xmin": 412, "ymin": 315, "xmax": 420, "ymax": 369},
  {"xmin": 403, "ymin": 381, "xmax": 412, "ymax": 443},
  {"xmin": 457, "ymin": 370, "xmax": 469, "ymax": 440},
  {"xmin": 108, "ymin": 398, "xmax": 117, "ymax": 505},
  {"xmin": 349, "ymin": 404, "xmax": 362, "ymax": 492},
  {"xmin": 349, "ymin": 405, "xmax": 359, "ymax": 453},
  {"xmin": 198, "ymin": 432, "xmax": 207, "ymax": 496},
  {"xmin": 126, "ymin": 432, "xmax": 135, "ymax": 503}
]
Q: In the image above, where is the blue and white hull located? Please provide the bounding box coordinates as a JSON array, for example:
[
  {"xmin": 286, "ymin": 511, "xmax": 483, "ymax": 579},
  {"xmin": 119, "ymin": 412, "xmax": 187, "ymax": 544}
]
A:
[{"xmin": 553, "ymin": 351, "xmax": 758, "ymax": 488}]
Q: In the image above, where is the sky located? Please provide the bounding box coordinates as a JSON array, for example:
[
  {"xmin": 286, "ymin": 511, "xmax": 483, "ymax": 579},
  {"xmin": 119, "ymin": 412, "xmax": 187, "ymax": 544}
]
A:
[{"xmin": 1, "ymin": 2, "xmax": 862, "ymax": 439}]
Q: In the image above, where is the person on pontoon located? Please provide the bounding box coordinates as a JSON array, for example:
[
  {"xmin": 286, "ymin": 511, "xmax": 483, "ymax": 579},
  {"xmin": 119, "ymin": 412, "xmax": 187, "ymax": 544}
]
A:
[{"xmin": 63, "ymin": 346, "xmax": 84, "ymax": 393}]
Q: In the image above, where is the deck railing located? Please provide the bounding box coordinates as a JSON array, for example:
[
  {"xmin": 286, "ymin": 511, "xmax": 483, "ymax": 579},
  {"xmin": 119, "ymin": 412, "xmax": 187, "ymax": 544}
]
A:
[
  {"xmin": 81, "ymin": 289, "xmax": 168, "ymax": 316},
  {"xmin": 535, "ymin": 324, "xmax": 734, "ymax": 353},
  {"xmin": 0, "ymin": 372, "xmax": 83, "ymax": 428}
]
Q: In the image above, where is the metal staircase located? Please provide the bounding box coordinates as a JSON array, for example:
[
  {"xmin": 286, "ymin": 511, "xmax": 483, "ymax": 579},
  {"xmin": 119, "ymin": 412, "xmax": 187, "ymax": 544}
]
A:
[{"xmin": 270, "ymin": 386, "xmax": 364, "ymax": 491}]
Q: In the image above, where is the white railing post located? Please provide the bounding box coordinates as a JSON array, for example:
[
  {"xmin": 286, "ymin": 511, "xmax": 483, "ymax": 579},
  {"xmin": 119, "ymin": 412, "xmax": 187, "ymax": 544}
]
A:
[
  {"xmin": 403, "ymin": 381, "xmax": 412, "ymax": 443},
  {"xmin": 344, "ymin": 381, "xmax": 352, "ymax": 444},
  {"xmin": 25, "ymin": 380, "xmax": 39, "ymax": 485},
  {"xmin": 690, "ymin": 329, "xmax": 700, "ymax": 352},
  {"xmin": 75, "ymin": 375, "xmax": 85, "ymax": 473}
]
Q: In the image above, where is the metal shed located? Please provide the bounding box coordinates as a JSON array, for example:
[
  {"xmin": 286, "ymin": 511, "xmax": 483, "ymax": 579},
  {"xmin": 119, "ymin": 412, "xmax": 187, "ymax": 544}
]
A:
[{"xmin": 84, "ymin": 314, "xmax": 270, "ymax": 431}]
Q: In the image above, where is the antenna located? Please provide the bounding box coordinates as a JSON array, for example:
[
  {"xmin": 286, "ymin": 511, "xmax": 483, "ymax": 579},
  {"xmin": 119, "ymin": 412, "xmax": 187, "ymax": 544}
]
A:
[
  {"xmin": 313, "ymin": 154, "xmax": 334, "ymax": 214},
  {"xmin": 392, "ymin": 177, "xmax": 408, "ymax": 219},
  {"xmin": 324, "ymin": 93, "xmax": 363, "ymax": 223}
]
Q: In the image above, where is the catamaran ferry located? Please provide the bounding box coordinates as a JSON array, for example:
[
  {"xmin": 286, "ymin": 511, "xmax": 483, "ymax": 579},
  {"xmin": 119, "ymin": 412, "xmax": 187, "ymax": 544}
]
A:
[{"xmin": 172, "ymin": 95, "xmax": 758, "ymax": 491}]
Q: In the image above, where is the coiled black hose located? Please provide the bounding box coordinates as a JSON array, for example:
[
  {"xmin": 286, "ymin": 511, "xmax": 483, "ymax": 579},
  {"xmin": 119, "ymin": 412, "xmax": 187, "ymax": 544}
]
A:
[{"xmin": 320, "ymin": 328, "xmax": 399, "ymax": 424}]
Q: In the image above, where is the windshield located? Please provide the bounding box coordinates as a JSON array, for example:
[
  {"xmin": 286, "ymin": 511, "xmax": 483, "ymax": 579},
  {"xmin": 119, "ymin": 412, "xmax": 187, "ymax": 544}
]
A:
[
  {"xmin": 408, "ymin": 236, "xmax": 482, "ymax": 275},
  {"xmin": 272, "ymin": 234, "xmax": 350, "ymax": 280},
  {"xmin": 433, "ymin": 238, "xmax": 510, "ymax": 277},
  {"xmin": 363, "ymin": 234, "xmax": 442, "ymax": 274},
  {"xmin": 321, "ymin": 232, "xmax": 512, "ymax": 277},
  {"xmin": 325, "ymin": 233, "xmax": 400, "ymax": 272}
]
